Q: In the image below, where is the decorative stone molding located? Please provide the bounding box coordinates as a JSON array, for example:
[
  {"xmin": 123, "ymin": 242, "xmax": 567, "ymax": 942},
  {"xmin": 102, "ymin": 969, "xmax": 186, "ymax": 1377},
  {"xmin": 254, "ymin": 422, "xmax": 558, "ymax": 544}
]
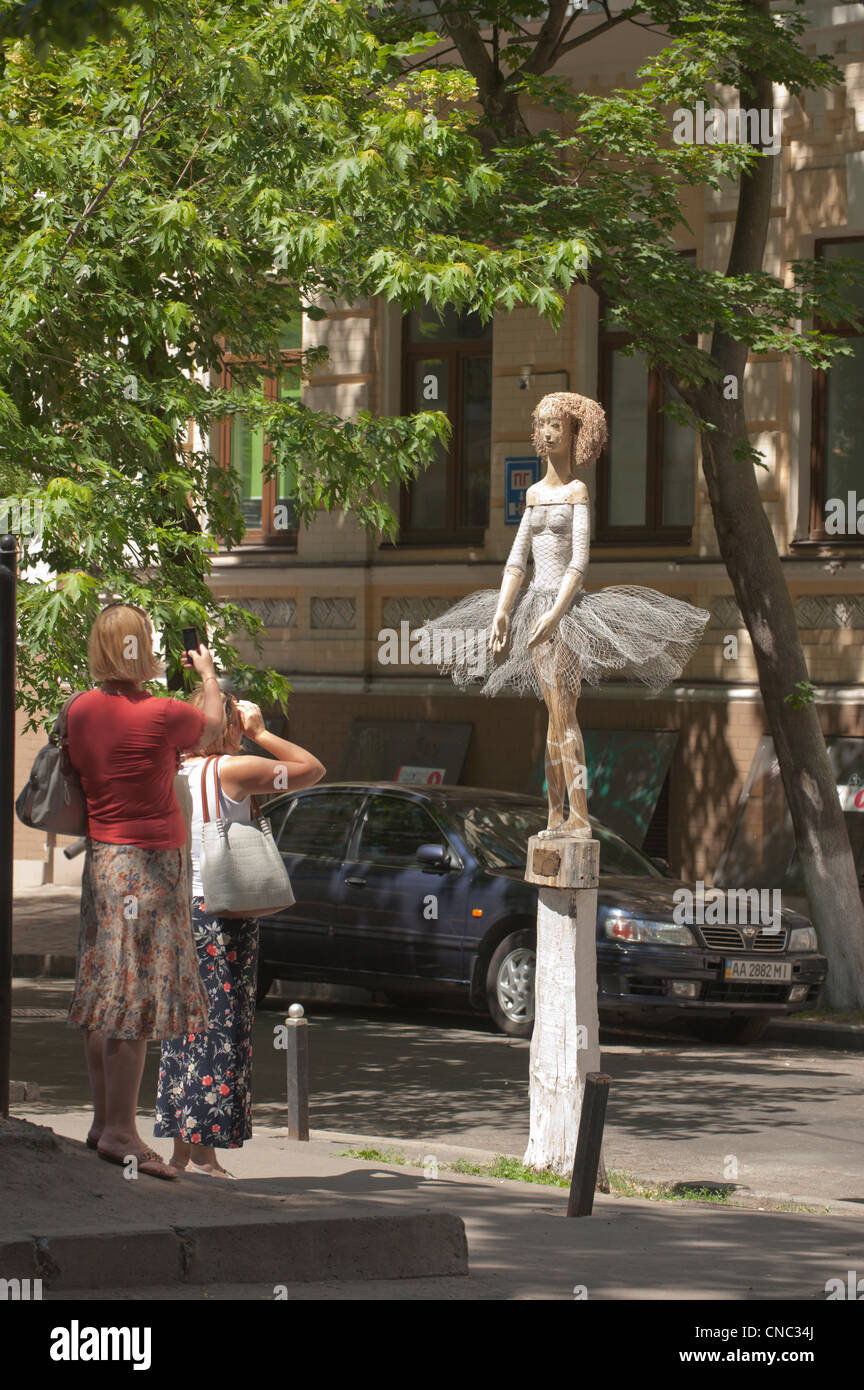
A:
[
  {"xmin": 310, "ymin": 597, "xmax": 356, "ymax": 629},
  {"xmin": 795, "ymin": 595, "xmax": 864, "ymax": 630},
  {"xmin": 709, "ymin": 597, "xmax": 745, "ymax": 629},
  {"xmin": 381, "ymin": 597, "xmax": 453, "ymax": 628},
  {"xmin": 232, "ymin": 598, "xmax": 297, "ymax": 628}
]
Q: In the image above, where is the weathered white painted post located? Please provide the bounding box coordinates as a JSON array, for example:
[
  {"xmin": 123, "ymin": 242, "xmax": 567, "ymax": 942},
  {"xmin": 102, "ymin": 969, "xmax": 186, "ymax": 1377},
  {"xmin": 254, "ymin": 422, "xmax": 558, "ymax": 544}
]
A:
[{"xmin": 523, "ymin": 833, "xmax": 600, "ymax": 1176}]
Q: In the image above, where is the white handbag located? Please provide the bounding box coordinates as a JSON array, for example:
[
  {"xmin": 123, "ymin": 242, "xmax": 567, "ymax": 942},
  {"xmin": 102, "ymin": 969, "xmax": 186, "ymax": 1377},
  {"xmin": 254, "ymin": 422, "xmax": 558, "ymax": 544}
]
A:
[{"xmin": 198, "ymin": 755, "xmax": 295, "ymax": 918}]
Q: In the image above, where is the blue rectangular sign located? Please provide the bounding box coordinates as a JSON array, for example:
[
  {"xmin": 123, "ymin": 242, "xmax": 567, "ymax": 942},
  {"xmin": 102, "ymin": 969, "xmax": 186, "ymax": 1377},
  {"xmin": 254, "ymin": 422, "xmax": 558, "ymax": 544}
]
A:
[{"xmin": 505, "ymin": 456, "xmax": 541, "ymax": 525}]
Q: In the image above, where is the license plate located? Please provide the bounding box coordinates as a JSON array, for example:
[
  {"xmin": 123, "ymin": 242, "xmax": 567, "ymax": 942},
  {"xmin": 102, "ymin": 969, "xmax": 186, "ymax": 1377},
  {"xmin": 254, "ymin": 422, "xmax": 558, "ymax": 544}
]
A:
[{"xmin": 724, "ymin": 958, "xmax": 793, "ymax": 983}]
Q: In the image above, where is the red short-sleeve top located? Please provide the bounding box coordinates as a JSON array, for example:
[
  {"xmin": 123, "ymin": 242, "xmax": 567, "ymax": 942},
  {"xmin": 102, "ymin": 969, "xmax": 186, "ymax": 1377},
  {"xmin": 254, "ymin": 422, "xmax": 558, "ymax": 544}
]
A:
[{"xmin": 67, "ymin": 689, "xmax": 207, "ymax": 850}]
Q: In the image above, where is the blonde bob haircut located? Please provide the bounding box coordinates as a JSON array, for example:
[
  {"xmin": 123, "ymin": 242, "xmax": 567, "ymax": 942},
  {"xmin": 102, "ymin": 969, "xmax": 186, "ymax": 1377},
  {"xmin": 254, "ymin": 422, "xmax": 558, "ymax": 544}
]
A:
[
  {"xmin": 182, "ymin": 684, "xmax": 240, "ymax": 758},
  {"xmin": 88, "ymin": 605, "xmax": 164, "ymax": 684}
]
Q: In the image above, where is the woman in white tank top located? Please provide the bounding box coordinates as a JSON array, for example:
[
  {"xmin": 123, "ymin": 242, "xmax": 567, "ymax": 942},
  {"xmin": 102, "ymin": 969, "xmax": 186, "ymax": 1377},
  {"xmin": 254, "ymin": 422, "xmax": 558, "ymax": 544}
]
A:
[{"xmin": 154, "ymin": 686, "xmax": 325, "ymax": 1176}]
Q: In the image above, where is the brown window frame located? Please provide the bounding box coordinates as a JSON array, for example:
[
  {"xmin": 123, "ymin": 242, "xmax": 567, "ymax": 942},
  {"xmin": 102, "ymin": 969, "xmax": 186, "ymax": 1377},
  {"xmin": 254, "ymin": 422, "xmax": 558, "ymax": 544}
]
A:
[
  {"xmin": 596, "ymin": 327, "xmax": 695, "ymax": 546},
  {"xmin": 808, "ymin": 235, "xmax": 864, "ymax": 543},
  {"xmin": 399, "ymin": 322, "xmax": 492, "ymax": 546},
  {"xmin": 212, "ymin": 349, "xmax": 301, "ymax": 549}
]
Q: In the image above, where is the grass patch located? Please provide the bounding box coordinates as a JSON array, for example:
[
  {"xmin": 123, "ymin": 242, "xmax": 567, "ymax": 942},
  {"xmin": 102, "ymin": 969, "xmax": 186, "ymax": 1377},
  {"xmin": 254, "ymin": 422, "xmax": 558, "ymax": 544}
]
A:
[
  {"xmin": 340, "ymin": 1148, "xmax": 725, "ymax": 1202},
  {"xmin": 449, "ymin": 1155, "xmax": 569, "ymax": 1187},
  {"xmin": 341, "ymin": 1145, "xmax": 406, "ymax": 1164},
  {"xmin": 338, "ymin": 1147, "xmax": 826, "ymax": 1214},
  {"xmin": 607, "ymin": 1169, "xmax": 730, "ymax": 1203}
]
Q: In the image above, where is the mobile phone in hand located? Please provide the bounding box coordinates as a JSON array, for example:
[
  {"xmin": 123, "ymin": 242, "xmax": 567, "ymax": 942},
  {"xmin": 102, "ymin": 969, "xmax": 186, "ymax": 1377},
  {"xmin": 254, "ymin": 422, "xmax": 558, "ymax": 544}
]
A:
[{"xmin": 182, "ymin": 625, "xmax": 200, "ymax": 655}]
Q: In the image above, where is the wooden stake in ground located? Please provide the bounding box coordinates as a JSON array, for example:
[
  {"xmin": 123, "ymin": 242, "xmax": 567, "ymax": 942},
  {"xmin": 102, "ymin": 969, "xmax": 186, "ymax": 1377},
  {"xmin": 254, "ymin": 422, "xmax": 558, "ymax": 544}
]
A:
[{"xmin": 523, "ymin": 835, "xmax": 601, "ymax": 1176}]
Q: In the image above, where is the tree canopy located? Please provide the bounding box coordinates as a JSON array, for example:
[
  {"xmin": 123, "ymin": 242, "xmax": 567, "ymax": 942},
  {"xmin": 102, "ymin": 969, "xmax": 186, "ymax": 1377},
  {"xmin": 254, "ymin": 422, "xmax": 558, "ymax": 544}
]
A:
[{"xmin": 0, "ymin": 0, "xmax": 592, "ymax": 723}]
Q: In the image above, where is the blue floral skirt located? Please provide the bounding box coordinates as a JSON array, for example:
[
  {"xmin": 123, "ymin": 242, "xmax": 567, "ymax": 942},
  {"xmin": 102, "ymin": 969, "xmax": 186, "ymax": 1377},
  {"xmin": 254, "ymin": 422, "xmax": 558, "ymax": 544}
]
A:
[{"xmin": 154, "ymin": 899, "xmax": 259, "ymax": 1149}]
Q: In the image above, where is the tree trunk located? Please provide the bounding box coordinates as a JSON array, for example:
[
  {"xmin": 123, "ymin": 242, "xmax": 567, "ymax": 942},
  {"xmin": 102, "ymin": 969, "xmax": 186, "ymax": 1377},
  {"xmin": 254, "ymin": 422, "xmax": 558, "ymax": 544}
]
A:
[
  {"xmin": 693, "ymin": 392, "xmax": 864, "ymax": 1005},
  {"xmin": 677, "ymin": 44, "xmax": 864, "ymax": 1005}
]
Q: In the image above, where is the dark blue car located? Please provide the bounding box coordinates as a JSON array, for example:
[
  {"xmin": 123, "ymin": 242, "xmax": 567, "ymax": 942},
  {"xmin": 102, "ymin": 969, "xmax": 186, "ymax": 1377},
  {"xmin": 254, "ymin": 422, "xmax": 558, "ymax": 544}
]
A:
[{"xmin": 257, "ymin": 783, "xmax": 827, "ymax": 1042}]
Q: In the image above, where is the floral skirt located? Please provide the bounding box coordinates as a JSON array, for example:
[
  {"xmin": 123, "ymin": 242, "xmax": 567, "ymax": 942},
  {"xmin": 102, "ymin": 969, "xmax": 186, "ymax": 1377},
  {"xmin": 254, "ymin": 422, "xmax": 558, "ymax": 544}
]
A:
[
  {"xmin": 154, "ymin": 900, "xmax": 259, "ymax": 1149},
  {"xmin": 67, "ymin": 841, "xmax": 209, "ymax": 1041}
]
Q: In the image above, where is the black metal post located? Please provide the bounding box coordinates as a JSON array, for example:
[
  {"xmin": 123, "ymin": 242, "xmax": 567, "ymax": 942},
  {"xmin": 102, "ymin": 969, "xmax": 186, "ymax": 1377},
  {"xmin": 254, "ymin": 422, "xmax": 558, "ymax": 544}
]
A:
[
  {"xmin": 566, "ymin": 1072, "xmax": 611, "ymax": 1218},
  {"xmin": 285, "ymin": 1004, "xmax": 309, "ymax": 1140},
  {"xmin": 0, "ymin": 534, "xmax": 18, "ymax": 1119}
]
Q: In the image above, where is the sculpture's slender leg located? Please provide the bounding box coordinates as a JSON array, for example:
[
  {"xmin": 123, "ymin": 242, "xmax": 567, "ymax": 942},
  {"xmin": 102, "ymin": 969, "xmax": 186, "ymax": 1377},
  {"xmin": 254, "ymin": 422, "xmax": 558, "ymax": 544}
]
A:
[
  {"xmin": 534, "ymin": 644, "xmax": 565, "ymax": 834},
  {"xmin": 536, "ymin": 643, "xmax": 590, "ymax": 838},
  {"xmin": 559, "ymin": 676, "xmax": 590, "ymax": 837}
]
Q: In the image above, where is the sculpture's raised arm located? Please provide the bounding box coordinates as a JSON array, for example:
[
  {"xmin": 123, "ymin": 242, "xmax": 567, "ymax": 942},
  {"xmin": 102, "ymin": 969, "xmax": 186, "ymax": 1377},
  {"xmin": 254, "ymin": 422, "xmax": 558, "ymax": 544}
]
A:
[{"xmin": 490, "ymin": 504, "xmax": 532, "ymax": 654}]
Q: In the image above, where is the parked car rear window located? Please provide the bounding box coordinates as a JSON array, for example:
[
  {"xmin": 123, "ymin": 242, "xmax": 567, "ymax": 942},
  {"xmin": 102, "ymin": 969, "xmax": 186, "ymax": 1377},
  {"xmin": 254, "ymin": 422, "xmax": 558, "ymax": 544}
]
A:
[
  {"xmin": 357, "ymin": 795, "xmax": 444, "ymax": 865},
  {"xmin": 457, "ymin": 803, "xmax": 662, "ymax": 878},
  {"xmin": 278, "ymin": 792, "xmax": 365, "ymax": 859}
]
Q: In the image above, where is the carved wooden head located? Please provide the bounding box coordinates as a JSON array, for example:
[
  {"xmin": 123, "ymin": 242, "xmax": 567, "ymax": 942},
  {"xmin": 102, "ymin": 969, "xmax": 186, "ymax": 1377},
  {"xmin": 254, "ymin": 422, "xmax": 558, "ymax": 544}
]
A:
[{"xmin": 531, "ymin": 392, "xmax": 608, "ymax": 471}]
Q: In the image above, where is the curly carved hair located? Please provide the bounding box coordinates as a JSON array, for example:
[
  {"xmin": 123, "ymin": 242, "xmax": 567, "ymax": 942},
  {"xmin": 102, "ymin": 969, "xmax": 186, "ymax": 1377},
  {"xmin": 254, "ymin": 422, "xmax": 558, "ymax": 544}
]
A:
[{"xmin": 531, "ymin": 392, "xmax": 608, "ymax": 471}]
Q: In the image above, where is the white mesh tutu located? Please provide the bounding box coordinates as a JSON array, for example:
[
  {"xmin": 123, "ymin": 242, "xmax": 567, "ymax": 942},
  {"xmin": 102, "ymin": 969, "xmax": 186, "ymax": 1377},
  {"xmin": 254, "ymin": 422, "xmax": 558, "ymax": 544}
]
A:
[{"xmin": 417, "ymin": 583, "xmax": 709, "ymax": 699}]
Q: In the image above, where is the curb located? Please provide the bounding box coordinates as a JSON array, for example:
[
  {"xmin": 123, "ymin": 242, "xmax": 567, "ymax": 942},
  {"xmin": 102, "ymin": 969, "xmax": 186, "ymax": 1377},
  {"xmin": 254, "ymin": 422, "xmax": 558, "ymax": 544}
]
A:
[
  {"xmin": 764, "ymin": 1019, "xmax": 864, "ymax": 1051},
  {"xmin": 0, "ymin": 1209, "xmax": 468, "ymax": 1291}
]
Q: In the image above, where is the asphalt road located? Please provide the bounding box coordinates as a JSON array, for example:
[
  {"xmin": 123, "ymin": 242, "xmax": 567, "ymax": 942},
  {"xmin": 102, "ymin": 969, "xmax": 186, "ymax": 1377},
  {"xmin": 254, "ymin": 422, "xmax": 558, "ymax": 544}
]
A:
[{"xmin": 10, "ymin": 979, "xmax": 864, "ymax": 1205}]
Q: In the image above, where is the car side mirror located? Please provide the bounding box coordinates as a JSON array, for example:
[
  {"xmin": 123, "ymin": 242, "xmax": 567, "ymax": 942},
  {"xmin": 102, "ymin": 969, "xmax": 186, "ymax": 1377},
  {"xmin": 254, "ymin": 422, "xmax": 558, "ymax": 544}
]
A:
[
  {"xmin": 416, "ymin": 843, "xmax": 450, "ymax": 870},
  {"xmin": 650, "ymin": 855, "xmax": 672, "ymax": 876}
]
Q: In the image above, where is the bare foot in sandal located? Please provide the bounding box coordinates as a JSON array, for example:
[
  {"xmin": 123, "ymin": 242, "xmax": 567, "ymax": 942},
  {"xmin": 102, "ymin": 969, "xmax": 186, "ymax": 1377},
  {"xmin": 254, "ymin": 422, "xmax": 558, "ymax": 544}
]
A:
[
  {"xmin": 97, "ymin": 1144, "xmax": 179, "ymax": 1180},
  {"xmin": 183, "ymin": 1143, "xmax": 236, "ymax": 1178},
  {"xmin": 97, "ymin": 1126, "xmax": 180, "ymax": 1179}
]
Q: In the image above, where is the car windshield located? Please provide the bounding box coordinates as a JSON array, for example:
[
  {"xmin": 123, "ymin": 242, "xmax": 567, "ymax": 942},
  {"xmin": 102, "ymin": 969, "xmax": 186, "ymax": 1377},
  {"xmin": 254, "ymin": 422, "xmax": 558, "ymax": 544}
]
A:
[{"xmin": 456, "ymin": 802, "xmax": 663, "ymax": 878}]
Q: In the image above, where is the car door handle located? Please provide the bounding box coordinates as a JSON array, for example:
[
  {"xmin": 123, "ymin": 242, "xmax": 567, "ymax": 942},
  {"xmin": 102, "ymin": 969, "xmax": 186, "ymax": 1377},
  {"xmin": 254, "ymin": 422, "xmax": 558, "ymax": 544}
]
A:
[{"xmin": 345, "ymin": 876, "xmax": 366, "ymax": 887}]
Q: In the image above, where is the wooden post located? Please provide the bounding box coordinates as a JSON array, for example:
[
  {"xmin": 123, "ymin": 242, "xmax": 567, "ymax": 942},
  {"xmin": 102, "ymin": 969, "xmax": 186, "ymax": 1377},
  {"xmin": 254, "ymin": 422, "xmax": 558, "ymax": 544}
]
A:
[
  {"xmin": 523, "ymin": 834, "xmax": 601, "ymax": 1176},
  {"xmin": 285, "ymin": 1003, "xmax": 309, "ymax": 1141},
  {"xmin": 566, "ymin": 1072, "xmax": 611, "ymax": 1217}
]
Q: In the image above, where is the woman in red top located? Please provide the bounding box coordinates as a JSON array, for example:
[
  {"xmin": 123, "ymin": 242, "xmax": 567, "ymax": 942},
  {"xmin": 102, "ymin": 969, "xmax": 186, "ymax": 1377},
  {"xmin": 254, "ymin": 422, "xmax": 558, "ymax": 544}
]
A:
[{"xmin": 66, "ymin": 603, "xmax": 224, "ymax": 1180}]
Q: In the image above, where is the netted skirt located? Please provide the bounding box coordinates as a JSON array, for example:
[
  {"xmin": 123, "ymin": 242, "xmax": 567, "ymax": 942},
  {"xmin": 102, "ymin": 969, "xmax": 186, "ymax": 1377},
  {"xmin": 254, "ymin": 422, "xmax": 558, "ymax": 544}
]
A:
[{"xmin": 417, "ymin": 584, "xmax": 709, "ymax": 699}]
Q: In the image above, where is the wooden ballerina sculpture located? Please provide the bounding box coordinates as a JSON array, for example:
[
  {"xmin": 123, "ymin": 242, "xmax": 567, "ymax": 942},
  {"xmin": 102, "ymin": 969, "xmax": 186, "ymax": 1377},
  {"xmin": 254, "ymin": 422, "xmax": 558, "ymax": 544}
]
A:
[{"xmin": 420, "ymin": 392, "xmax": 709, "ymax": 836}]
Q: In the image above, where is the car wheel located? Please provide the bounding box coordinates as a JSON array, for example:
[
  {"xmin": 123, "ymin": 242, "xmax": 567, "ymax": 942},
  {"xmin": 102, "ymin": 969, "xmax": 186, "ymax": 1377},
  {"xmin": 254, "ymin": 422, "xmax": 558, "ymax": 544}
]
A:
[
  {"xmin": 687, "ymin": 1016, "xmax": 770, "ymax": 1044},
  {"xmin": 255, "ymin": 963, "xmax": 276, "ymax": 1007},
  {"xmin": 486, "ymin": 930, "xmax": 536, "ymax": 1038}
]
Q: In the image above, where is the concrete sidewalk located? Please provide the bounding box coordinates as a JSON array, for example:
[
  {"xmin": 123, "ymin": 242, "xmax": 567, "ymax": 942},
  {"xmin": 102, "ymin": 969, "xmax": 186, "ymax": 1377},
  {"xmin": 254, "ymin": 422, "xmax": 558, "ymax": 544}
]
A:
[
  {"xmin": 0, "ymin": 1115, "xmax": 467, "ymax": 1294},
  {"xmin": 8, "ymin": 1108, "xmax": 864, "ymax": 1301},
  {"xmin": 12, "ymin": 885, "xmax": 864, "ymax": 1052}
]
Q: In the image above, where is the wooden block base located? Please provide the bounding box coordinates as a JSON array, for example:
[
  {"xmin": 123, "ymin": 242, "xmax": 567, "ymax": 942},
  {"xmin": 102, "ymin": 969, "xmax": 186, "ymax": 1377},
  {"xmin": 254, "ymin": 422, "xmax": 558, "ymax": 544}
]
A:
[{"xmin": 525, "ymin": 834, "xmax": 599, "ymax": 889}]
